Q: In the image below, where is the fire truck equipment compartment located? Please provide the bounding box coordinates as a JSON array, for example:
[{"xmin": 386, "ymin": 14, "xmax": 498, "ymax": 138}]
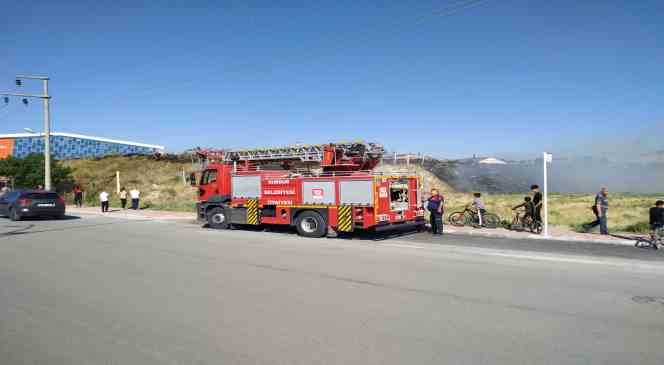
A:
[
  {"xmin": 232, "ymin": 175, "xmax": 261, "ymax": 198},
  {"xmin": 339, "ymin": 180, "xmax": 374, "ymax": 206},
  {"xmin": 302, "ymin": 181, "xmax": 335, "ymax": 205}
]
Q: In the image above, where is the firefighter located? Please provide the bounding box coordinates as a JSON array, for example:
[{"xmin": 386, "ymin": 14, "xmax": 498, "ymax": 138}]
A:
[{"xmin": 427, "ymin": 188, "xmax": 445, "ymax": 235}]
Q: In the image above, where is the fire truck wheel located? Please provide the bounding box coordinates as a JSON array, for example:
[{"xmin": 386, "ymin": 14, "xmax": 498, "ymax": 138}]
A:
[
  {"xmin": 207, "ymin": 207, "xmax": 229, "ymax": 229},
  {"xmin": 295, "ymin": 211, "xmax": 327, "ymax": 238}
]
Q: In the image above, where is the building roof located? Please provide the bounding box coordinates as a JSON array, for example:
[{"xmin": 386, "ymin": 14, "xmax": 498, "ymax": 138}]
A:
[
  {"xmin": 0, "ymin": 132, "xmax": 164, "ymax": 150},
  {"xmin": 478, "ymin": 157, "xmax": 507, "ymax": 165}
]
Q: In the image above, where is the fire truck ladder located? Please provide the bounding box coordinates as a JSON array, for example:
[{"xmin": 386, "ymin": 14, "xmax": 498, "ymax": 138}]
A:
[
  {"xmin": 194, "ymin": 142, "xmax": 384, "ymax": 171},
  {"xmin": 223, "ymin": 144, "xmax": 325, "ymax": 164}
]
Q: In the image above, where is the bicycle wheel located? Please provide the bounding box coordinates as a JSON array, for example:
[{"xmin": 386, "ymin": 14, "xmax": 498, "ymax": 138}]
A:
[
  {"xmin": 469, "ymin": 213, "xmax": 481, "ymax": 228},
  {"xmin": 635, "ymin": 239, "xmax": 653, "ymax": 249},
  {"xmin": 530, "ymin": 221, "xmax": 543, "ymax": 234},
  {"xmin": 482, "ymin": 213, "xmax": 501, "ymax": 229},
  {"xmin": 448, "ymin": 212, "xmax": 466, "ymax": 226}
]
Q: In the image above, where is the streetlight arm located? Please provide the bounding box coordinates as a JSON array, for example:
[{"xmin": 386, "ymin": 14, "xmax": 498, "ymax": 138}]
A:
[
  {"xmin": 16, "ymin": 75, "xmax": 50, "ymax": 80},
  {"xmin": 0, "ymin": 91, "xmax": 50, "ymax": 99}
]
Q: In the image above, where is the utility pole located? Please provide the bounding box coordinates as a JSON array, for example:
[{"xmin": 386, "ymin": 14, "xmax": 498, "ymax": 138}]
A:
[
  {"xmin": 542, "ymin": 152, "xmax": 553, "ymax": 237},
  {"xmin": 1, "ymin": 75, "xmax": 52, "ymax": 190}
]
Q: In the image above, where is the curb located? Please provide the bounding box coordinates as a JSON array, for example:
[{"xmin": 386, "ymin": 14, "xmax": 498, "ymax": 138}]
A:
[
  {"xmin": 67, "ymin": 208, "xmax": 194, "ymax": 222},
  {"xmin": 442, "ymin": 227, "xmax": 637, "ymax": 246}
]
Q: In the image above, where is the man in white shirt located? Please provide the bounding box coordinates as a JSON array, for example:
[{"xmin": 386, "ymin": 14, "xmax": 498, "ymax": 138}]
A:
[
  {"xmin": 129, "ymin": 188, "xmax": 140, "ymax": 210},
  {"xmin": 99, "ymin": 191, "xmax": 109, "ymax": 213}
]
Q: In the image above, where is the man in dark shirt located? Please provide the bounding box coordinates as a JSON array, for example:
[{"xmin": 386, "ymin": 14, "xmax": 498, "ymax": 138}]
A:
[
  {"xmin": 584, "ymin": 187, "xmax": 609, "ymax": 235},
  {"xmin": 531, "ymin": 185, "xmax": 543, "ymax": 223},
  {"xmin": 427, "ymin": 188, "xmax": 445, "ymax": 235},
  {"xmin": 650, "ymin": 200, "xmax": 664, "ymax": 230}
]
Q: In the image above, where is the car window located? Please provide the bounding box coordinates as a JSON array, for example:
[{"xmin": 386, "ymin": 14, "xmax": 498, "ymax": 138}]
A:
[{"xmin": 25, "ymin": 192, "xmax": 60, "ymax": 199}]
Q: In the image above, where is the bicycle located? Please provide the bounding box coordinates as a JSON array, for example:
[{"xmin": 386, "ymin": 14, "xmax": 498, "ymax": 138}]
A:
[
  {"xmin": 635, "ymin": 227, "xmax": 663, "ymax": 250},
  {"xmin": 509, "ymin": 209, "xmax": 543, "ymax": 234},
  {"xmin": 448, "ymin": 206, "xmax": 500, "ymax": 229}
]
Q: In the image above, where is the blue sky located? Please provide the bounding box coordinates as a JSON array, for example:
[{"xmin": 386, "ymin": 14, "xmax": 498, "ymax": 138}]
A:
[{"xmin": 1, "ymin": 0, "xmax": 662, "ymax": 157}]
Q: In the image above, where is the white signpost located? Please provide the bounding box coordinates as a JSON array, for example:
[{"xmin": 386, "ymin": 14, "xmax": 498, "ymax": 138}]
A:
[{"xmin": 543, "ymin": 152, "xmax": 553, "ymax": 237}]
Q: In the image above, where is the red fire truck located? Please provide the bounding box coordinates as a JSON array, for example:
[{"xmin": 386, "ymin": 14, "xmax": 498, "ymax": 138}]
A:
[{"xmin": 194, "ymin": 142, "xmax": 425, "ymax": 237}]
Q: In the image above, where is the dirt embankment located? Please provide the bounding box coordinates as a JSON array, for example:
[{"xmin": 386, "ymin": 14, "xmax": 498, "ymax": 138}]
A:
[{"xmin": 62, "ymin": 156, "xmax": 197, "ymax": 211}]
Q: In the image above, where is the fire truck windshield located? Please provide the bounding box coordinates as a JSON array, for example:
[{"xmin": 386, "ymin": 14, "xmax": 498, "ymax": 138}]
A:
[{"xmin": 201, "ymin": 170, "xmax": 217, "ymax": 185}]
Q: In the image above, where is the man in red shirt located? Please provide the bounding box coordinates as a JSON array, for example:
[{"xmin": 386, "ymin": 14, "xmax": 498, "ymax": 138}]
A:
[{"xmin": 73, "ymin": 184, "xmax": 83, "ymax": 207}]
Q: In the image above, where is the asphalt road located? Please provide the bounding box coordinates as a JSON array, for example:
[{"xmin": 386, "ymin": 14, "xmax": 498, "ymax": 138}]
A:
[{"xmin": 1, "ymin": 215, "xmax": 663, "ymax": 365}]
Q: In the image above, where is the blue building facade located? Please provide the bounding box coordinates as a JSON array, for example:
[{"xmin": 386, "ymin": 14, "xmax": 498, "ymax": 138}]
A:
[{"xmin": 0, "ymin": 132, "xmax": 164, "ymax": 160}]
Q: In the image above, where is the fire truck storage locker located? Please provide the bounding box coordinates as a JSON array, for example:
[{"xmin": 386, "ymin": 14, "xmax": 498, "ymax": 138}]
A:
[
  {"xmin": 301, "ymin": 181, "xmax": 335, "ymax": 205},
  {"xmin": 339, "ymin": 180, "xmax": 373, "ymax": 206},
  {"xmin": 231, "ymin": 175, "xmax": 261, "ymax": 224},
  {"xmin": 231, "ymin": 175, "xmax": 261, "ymax": 198}
]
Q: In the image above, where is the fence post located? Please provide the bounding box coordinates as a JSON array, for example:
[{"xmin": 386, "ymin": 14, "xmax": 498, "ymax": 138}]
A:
[{"xmin": 116, "ymin": 171, "xmax": 120, "ymax": 194}]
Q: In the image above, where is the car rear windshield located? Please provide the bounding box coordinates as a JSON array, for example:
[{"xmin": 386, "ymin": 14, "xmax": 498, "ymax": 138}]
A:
[{"xmin": 24, "ymin": 192, "xmax": 60, "ymax": 200}]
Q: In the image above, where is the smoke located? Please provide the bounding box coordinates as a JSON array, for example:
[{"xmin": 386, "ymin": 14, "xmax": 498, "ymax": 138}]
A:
[{"xmin": 421, "ymin": 124, "xmax": 664, "ymax": 194}]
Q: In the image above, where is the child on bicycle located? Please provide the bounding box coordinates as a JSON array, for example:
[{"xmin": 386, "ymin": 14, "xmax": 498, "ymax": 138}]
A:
[
  {"xmin": 471, "ymin": 192, "xmax": 486, "ymax": 225},
  {"xmin": 512, "ymin": 196, "xmax": 535, "ymax": 224}
]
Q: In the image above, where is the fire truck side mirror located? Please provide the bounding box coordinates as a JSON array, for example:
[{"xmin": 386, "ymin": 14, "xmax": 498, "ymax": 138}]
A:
[{"xmin": 190, "ymin": 173, "xmax": 197, "ymax": 186}]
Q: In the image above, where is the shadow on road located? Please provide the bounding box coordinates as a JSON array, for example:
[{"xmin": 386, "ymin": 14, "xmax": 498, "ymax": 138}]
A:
[
  {"xmin": 0, "ymin": 224, "xmax": 36, "ymax": 237},
  {"xmin": 199, "ymin": 222, "xmax": 424, "ymax": 242},
  {"xmin": 14, "ymin": 215, "xmax": 82, "ymax": 221},
  {"xmin": 610, "ymin": 233, "xmax": 643, "ymax": 241}
]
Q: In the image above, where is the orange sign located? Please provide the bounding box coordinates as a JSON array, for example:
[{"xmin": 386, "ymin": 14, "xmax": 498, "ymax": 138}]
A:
[{"xmin": 0, "ymin": 138, "xmax": 14, "ymax": 159}]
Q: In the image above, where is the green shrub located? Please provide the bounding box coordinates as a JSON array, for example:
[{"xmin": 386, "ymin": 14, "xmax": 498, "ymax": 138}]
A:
[{"xmin": 0, "ymin": 153, "xmax": 74, "ymax": 192}]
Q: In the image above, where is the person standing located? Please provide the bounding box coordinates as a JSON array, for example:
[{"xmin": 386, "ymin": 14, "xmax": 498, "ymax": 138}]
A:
[
  {"xmin": 427, "ymin": 188, "xmax": 445, "ymax": 235},
  {"xmin": 73, "ymin": 184, "xmax": 83, "ymax": 208},
  {"xmin": 531, "ymin": 184, "xmax": 542, "ymax": 223},
  {"xmin": 99, "ymin": 190, "xmax": 110, "ymax": 213},
  {"xmin": 584, "ymin": 187, "xmax": 609, "ymax": 235},
  {"xmin": 647, "ymin": 200, "xmax": 664, "ymax": 249},
  {"xmin": 472, "ymin": 192, "xmax": 486, "ymax": 226},
  {"xmin": 650, "ymin": 200, "xmax": 664, "ymax": 231},
  {"xmin": 119, "ymin": 187, "xmax": 128, "ymax": 209},
  {"xmin": 130, "ymin": 188, "xmax": 140, "ymax": 210}
]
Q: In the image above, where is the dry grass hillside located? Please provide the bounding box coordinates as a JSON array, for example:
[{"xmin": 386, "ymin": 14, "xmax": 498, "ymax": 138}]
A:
[
  {"xmin": 61, "ymin": 158, "xmax": 659, "ymax": 233},
  {"xmin": 62, "ymin": 156, "xmax": 198, "ymax": 211}
]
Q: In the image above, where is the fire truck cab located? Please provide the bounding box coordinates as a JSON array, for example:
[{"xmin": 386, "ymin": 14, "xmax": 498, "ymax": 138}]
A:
[{"xmin": 195, "ymin": 142, "xmax": 425, "ymax": 237}]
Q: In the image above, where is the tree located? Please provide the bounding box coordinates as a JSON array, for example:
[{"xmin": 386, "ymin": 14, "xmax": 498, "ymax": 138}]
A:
[{"xmin": 0, "ymin": 154, "xmax": 74, "ymax": 191}]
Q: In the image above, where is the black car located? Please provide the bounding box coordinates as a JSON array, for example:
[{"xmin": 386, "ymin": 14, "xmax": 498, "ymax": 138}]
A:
[{"xmin": 0, "ymin": 190, "xmax": 66, "ymax": 221}]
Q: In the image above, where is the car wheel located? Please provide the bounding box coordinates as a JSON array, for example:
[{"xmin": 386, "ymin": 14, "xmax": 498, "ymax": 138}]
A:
[
  {"xmin": 9, "ymin": 208, "xmax": 21, "ymax": 221},
  {"xmin": 207, "ymin": 207, "xmax": 230, "ymax": 229},
  {"xmin": 295, "ymin": 211, "xmax": 327, "ymax": 238}
]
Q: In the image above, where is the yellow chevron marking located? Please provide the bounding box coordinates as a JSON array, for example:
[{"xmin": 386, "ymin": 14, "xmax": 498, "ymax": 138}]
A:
[
  {"xmin": 337, "ymin": 205, "xmax": 353, "ymax": 232},
  {"xmin": 246, "ymin": 199, "xmax": 259, "ymax": 225}
]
